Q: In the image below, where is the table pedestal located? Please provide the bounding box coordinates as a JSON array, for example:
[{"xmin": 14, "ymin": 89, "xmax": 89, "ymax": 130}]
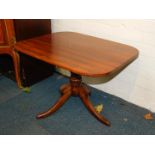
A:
[{"xmin": 36, "ymin": 73, "xmax": 111, "ymax": 126}]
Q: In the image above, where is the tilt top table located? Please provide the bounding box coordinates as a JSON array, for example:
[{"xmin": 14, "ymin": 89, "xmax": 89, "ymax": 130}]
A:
[{"xmin": 15, "ymin": 32, "xmax": 139, "ymax": 126}]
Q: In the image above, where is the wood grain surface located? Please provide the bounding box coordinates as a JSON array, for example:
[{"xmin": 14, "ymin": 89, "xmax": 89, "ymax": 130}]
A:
[{"xmin": 15, "ymin": 32, "xmax": 139, "ymax": 77}]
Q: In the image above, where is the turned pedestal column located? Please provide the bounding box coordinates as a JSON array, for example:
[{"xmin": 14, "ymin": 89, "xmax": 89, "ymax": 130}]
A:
[{"xmin": 37, "ymin": 73, "xmax": 111, "ymax": 126}]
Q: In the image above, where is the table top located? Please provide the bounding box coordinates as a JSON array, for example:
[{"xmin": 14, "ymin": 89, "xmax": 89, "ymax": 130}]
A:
[{"xmin": 15, "ymin": 32, "xmax": 139, "ymax": 77}]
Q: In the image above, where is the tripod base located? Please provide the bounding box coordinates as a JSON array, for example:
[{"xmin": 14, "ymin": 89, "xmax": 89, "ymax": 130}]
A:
[{"xmin": 36, "ymin": 73, "xmax": 111, "ymax": 126}]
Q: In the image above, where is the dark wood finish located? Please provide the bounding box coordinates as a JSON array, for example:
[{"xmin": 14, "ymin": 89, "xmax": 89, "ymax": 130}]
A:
[
  {"xmin": 0, "ymin": 20, "xmax": 8, "ymax": 45},
  {"xmin": 37, "ymin": 90, "xmax": 71, "ymax": 119},
  {"xmin": 19, "ymin": 53, "xmax": 54, "ymax": 87},
  {"xmin": 37, "ymin": 73, "xmax": 110, "ymax": 126},
  {"xmin": 15, "ymin": 32, "xmax": 138, "ymax": 77},
  {"xmin": 0, "ymin": 19, "xmax": 21, "ymax": 87},
  {"xmin": 0, "ymin": 19, "xmax": 15, "ymax": 46},
  {"xmin": 15, "ymin": 32, "xmax": 139, "ymax": 126},
  {"xmin": 0, "ymin": 19, "xmax": 53, "ymax": 87},
  {"xmin": 14, "ymin": 19, "xmax": 53, "ymax": 87},
  {"xmin": 13, "ymin": 19, "xmax": 51, "ymax": 41}
]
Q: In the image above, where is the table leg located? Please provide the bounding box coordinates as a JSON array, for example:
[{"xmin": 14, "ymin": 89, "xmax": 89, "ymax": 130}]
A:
[
  {"xmin": 12, "ymin": 50, "xmax": 22, "ymax": 88},
  {"xmin": 79, "ymin": 88, "xmax": 110, "ymax": 126},
  {"xmin": 36, "ymin": 90, "xmax": 71, "ymax": 119},
  {"xmin": 36, "ymin": 72, "xmax": 111, "ymax": 126},
  {"xmin": 60, "ymin": 83, "xmax": 71, "ymax": 95}
]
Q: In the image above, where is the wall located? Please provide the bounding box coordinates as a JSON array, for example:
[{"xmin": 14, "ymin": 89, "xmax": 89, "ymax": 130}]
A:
[{"xmin": 51, "ymin": 19, "xmax": 155, "ymax": 112}]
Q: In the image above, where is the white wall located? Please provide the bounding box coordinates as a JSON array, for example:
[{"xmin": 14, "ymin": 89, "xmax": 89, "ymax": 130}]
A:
[{"xmin": 51, "ymin": 19, "xmax": 155, "ymax": 112}]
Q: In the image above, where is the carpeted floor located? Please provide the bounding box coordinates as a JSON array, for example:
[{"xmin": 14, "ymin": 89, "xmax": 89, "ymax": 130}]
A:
[{"xmin": 0, "ymin": 73, "xmax": 154, "ymax": 135}]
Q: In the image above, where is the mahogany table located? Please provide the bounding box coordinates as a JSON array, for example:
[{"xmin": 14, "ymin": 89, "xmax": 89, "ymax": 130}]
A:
[{"xmin": 15, "ymin": 32, "xmax": 138, "ymax": 126}]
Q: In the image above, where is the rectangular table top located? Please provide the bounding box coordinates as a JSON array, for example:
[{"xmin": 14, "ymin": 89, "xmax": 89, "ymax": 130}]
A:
[{"xmin": 15, "ymin": 32, "xmax": 138, "ymax": 77}]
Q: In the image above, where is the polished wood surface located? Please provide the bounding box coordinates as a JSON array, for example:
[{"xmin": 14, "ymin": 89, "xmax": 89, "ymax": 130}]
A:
[
  {"xmin": 0, "ymin": 19, "xmax": 15, "ymax": 47},
  {"xmin": 0, "ymin": 19, "xmax": 52, "ymax": 87},
  {"xmin": 0, "ymin": 19, "xmax": 21, "ymax": 87},
  {"xmin": 15, "ymin": 32, "xmax": 139, "ymax": 126},
  {"xmin": 0, "ymin": 20, "xmax": 8, "ymax": 45},
  {"xmin": 15, "ymin": 32, "xmax": 138, "ymax": 77},
  {"xmin": 13, "ymin": 19, "xmax": 51, "ymax": 41},
  {"xmin": 13, "ymin": 19, "xmax": 53, "ymax": 87},
  {"xmin": 37, "ymin": 73, "xmax": 110, "ymax": 126}
]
